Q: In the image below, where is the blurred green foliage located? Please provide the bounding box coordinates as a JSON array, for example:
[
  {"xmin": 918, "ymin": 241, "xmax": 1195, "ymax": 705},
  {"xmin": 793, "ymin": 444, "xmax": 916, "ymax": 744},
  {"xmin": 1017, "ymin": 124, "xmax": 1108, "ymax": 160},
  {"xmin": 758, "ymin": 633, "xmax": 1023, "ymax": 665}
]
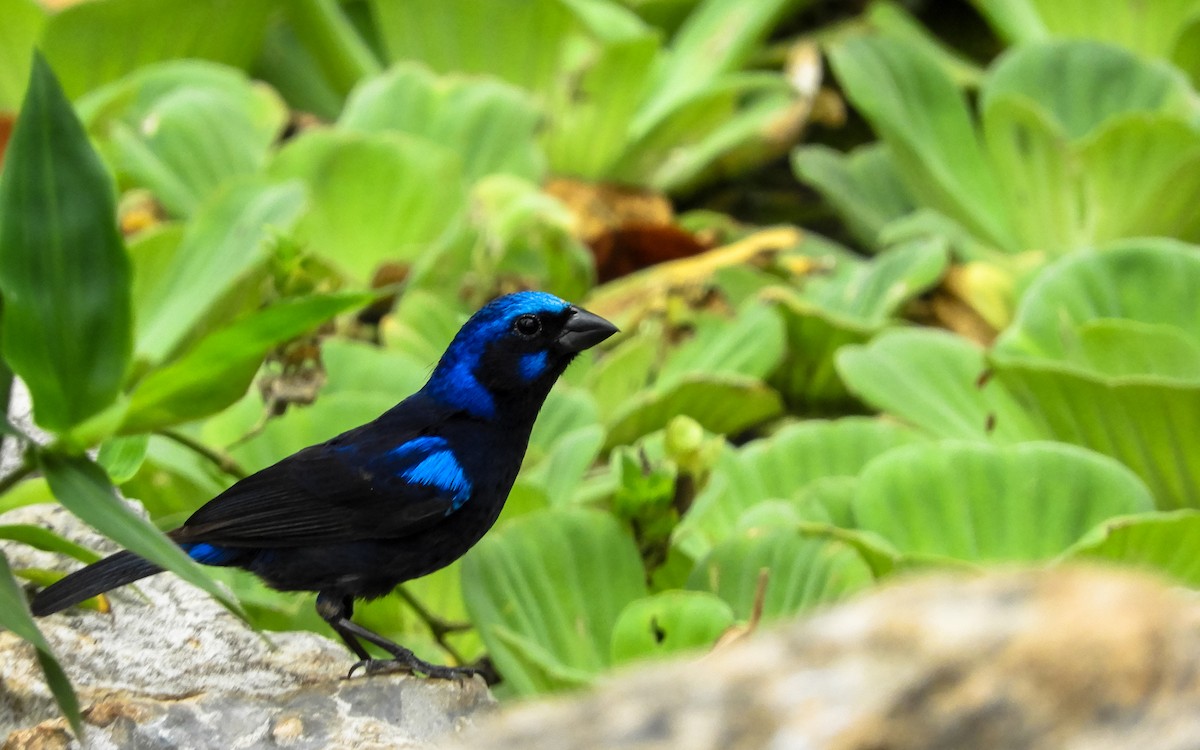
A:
[{"xmin": 3, "ymin": 0, "xmax": 1200, "ymax": 722}]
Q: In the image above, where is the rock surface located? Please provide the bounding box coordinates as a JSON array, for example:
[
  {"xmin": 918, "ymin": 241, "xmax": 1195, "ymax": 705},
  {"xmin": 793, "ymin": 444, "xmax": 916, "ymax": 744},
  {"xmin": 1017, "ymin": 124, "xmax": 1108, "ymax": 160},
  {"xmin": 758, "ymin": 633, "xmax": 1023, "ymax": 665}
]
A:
[
  {"xmin": 2, "ymin": 380, "xmax": 493, "ymax": 748},
  {"xmin": 451, "ymin": 567, "xmax": 1200, "ymax": 750},
  {"xmin": 0, "ymin": 507, "xmax": 493, "ymax": 750}
]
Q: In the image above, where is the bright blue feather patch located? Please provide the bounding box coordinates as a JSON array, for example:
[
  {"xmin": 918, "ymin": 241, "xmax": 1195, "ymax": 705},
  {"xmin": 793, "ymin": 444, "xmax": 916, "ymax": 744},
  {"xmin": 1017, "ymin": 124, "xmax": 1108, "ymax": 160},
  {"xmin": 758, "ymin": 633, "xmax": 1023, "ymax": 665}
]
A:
[
  {"xmin": 519, "ymin": 350, "xmax": 548, "ymax": 380},
  {"xmin": 423, "ymin": 291, "xmax": 571, "ymax": 417},
  {"xmin": 390, "ymin": 436, "xmax": 473, "ymax": 511},
  {"xmin": 184, "ymin": 542, "xmax": 234, "ymax": 565}
]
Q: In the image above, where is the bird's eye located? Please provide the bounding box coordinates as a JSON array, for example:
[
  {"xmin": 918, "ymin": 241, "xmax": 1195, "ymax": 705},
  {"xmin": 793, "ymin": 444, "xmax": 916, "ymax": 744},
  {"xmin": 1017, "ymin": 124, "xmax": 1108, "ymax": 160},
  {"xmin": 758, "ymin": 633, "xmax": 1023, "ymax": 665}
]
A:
[{"xmin": 514, "ymin": 314, "xmax": 541, "ymax": 337}]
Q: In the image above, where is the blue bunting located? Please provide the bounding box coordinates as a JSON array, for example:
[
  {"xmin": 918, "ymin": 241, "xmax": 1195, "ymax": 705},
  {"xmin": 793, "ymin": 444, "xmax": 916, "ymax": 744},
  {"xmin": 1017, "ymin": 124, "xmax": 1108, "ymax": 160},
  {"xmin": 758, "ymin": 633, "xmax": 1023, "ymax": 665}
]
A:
[{"xmin": 31, "ymin": 291, "xmax": 617, "ymax": 679}]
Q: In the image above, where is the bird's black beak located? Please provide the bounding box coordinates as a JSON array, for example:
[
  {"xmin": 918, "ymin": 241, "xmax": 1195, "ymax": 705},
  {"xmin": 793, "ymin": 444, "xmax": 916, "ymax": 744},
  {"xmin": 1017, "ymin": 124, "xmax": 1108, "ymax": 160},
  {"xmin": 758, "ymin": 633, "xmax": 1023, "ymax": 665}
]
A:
[{"xmin": 556, "ymin": 306, "xmax": 618, "ymax": 353}]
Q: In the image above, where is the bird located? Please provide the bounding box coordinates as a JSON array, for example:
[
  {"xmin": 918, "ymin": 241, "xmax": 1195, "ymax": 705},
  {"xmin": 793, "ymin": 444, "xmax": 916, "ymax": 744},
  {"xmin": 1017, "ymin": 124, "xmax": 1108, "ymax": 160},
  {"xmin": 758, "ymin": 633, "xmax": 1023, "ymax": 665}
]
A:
[{"xmin": 30, "ymin": 291, "xmax": 618, "ymax": 679}]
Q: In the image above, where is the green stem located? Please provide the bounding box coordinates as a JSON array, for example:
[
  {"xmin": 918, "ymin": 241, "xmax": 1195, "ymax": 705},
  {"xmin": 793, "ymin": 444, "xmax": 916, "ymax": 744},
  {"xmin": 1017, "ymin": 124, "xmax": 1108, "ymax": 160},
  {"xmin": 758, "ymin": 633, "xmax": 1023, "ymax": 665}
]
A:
[
  {"xmin": 396, "ymin": 586, "xmax": 472, "ymax": 664},
  {"xmin": 0, "ymin": 453, "xmax": 35, "ymax": 496},
  {"xmin": 286, "ymin": 0, "xmax": 382, "ymax": 97},
  {"xmin": 156, "ymin": 430, "xmax": 248, "ymax": 480}
]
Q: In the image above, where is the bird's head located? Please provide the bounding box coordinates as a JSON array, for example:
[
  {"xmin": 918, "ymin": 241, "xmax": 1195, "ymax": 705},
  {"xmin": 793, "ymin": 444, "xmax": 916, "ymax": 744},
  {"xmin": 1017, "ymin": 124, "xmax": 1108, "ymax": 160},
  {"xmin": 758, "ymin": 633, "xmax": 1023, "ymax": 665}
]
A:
[{"xmin": 424, "ymin": 291, "xmax": 618, "ymax": 419}]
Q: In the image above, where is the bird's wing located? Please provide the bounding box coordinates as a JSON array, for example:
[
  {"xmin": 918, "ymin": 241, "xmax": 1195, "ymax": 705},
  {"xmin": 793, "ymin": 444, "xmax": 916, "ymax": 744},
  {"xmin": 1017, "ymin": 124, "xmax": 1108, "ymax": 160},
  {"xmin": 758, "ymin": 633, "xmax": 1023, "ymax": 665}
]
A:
[{"xmin": 174, "ymin": 428, "xmax": 474, "ymax": 548}]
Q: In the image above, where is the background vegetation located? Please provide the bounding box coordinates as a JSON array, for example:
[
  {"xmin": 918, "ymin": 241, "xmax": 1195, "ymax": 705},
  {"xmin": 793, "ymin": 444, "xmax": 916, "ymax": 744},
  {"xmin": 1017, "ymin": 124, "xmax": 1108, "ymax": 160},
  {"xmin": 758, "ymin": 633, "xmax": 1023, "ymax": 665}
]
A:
[{"xmin": 3, "ymin": 0, "xmax": 1200, "ymax": 727}]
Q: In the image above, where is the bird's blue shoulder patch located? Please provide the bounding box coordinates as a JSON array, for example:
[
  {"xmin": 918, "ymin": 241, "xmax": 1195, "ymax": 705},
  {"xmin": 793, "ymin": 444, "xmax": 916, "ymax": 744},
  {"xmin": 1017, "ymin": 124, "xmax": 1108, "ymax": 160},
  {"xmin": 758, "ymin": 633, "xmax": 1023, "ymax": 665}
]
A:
[
  {"xmin": 390, "ymin": 437, "xmax": 473, "ymax": 511},
  {"xmin": 183, "ymin": 542, "xmax": 236, "ymax": 566}
]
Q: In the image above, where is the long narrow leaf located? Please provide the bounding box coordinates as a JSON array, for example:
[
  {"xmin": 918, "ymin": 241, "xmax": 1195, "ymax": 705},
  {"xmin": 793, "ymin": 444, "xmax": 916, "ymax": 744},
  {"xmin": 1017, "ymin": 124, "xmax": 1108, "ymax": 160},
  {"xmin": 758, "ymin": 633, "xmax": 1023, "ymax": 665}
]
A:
[
  {"xmin": 122, "ymin": 292, "xmax": 370, "ymax": 433},
  {"xmin": 37, "ymin": 450, "xmax": 244, "ymax": 617},
  {"xmin": 0, "ymin": 52, "xmax": 132, "ymax": 432},
  {"xmin": 0, "ymin": 524, "xmax": 101, "ymax": 563},
  {"xmin": 134, "ymin": 178, "xmax": 306, "ymax": 363},
  {"xmin": 0, "ymin": 551, "xmax": 81, "ymax": 735}
]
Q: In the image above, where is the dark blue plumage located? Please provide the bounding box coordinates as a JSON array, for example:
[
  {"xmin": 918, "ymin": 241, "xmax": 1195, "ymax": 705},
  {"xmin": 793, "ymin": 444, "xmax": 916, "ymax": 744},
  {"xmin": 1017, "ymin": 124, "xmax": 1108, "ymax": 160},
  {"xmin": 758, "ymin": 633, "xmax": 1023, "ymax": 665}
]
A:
[{"xmin": 30, "ymin": 291, "xmax": 618, "ymax": 679}]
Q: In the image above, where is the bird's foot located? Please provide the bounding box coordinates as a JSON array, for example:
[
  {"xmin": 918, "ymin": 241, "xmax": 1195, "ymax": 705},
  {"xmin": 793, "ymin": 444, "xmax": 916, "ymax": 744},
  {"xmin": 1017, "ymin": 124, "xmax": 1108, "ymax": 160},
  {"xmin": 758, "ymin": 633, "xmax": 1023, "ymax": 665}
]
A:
[{"xmin": 346, "ymin": 657, "xmax": 484, "ymax": 681}]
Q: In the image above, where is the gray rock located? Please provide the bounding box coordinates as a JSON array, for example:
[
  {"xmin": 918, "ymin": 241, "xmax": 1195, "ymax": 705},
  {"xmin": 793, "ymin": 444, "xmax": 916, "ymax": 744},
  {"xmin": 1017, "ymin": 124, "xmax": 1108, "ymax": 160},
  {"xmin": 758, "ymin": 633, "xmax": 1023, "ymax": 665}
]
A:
[
  {"xmin": 1, "ymin": 502, "xmax": 493, "ymax": 749},
  {"xmin": 450, "ymin": 567, "xmax": 1200, "ymax": 750},
  {"xmin": 1, "ymin": 381, "xmax": 44, "ymax": 477}
]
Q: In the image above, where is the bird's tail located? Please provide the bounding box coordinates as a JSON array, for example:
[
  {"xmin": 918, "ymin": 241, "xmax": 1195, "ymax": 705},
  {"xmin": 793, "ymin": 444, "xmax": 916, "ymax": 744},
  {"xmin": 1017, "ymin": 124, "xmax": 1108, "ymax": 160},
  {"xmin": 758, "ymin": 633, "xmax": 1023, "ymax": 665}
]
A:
[{"xmin": 30, "ymin": 550, "xmax": 163, "ymax": 617}]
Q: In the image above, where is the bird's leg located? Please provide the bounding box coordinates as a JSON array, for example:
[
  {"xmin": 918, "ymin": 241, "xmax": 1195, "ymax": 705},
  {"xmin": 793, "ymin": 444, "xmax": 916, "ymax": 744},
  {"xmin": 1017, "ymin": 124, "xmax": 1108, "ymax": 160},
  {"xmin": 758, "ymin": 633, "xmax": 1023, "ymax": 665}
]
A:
[
  {"xmin": 317, "ymin": 592, "xmax": 371, "ymax": 661},
  {"xmin": 315, "ymin": 591, "xmax": 482, "ymax": 680}
]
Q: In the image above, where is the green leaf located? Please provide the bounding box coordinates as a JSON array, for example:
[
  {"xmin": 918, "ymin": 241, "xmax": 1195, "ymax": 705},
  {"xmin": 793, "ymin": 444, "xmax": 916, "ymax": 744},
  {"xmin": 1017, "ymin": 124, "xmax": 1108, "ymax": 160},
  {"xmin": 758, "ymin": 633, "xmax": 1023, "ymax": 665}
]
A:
[
  {"xmin": 1078, "ymin": 115, "xmax": 1200, "ymax": 245},
  {"xmin": 791, "ymin": 143, "xmax": 916, "ymax": 252},
  {"xmin": 984, "ymin": 242, "xmax": 1200, "ymax": 507},
  {"xmin": 319, "ymin": 338, "xmax": 430, "ymax": 404},
  {"xmin": 78, "ymin": 61, "xmax": 288, "ymax": 218},
  {"xmin": 370, "ymin": 0, "xmax": 661, "ymax": 181},
  {"xmin": 604, "ymin": 374, "xmax": 784, "ymax": 450},
  {"xmin": 612, "ymin": 72, "xmax": 782, "ymax": 188},
  {"xmin": 37, "ymin": 450, "xmax": 244, "ymax": 617},
  {"xmin": 967, "ymin": 0, "xmax": 1047, "ymax": 44},
  {"xmin": 656, "ymin": 302, "xmax": 785, "ymax": 388},
  {"xmin": 97, "ymin": 434, "xmax": 150, "ymax": 484},
  {"xmin": 268, "ymin": 129, "xmax": 465, "ymax": 283},
  {"xmin": 134, "ymin": 178, "xmax": 307, "ymax": 364},
  {"xmin": 1065, "ymin": 509, "xmax": 1200, "ymax": 587},
  {"xmin": 524, "ymin": 425, "xmax": 606, "ymax": 506},
  {"xmin": 675, "ymin": 418, "xmax": 921, "ymax": 559},
  {"xmin": 120, "ymin": 434, "xmax": 227, "ymax": 520},
  {"xmin": 688, "ymin": 529, "xmax": 873, "ymax": 621},
  {"xmin": 123, "ymin": 292, "xmax": 367, "ymax": 433},
  {"xmin": 837, "ymin": 328, "xmax": 1048, "ymax": 442},
  {"xmin": 542, "ymin": 31, "xmax": 659, "ymax": 179},
  {"xmin": 281, "ymin": 0, "xmax": 381, "ymax": 99},
  {"xmin": 789, "ymin": 237, "xmax": 949, "ymax": 326},
  {"xmin": 380, "ymin": 289, "xmax": 469, "ymax": 365},
  {"xmin": 1078, "ymin": 320, "xmax": 1200, "ymax": 380},
  {"xmin": 981, "ymin": 40, "xmax": 1193, "ymax": 142},
  {"xmin": 451, "ymin": 174, "xmax": 595, "ymax": 302},
  {"xmin": 582, "ymin": 328, "xmax": 658, "ymax": 422},
  {"xmin": 0, "ymin": 524, "xmax": 101, "ymax": 564},
  {"xmin": 980, "ymin": 94, "xmax": 1081, "ymax": 254},
  {"xmin": 994, "ymin": 239, "xmax": 1200, "ymax": 377},
  {"xmin": 40, "ymin": 0, "xmax": 280, "ymax": 98},
  {"xmin": 371, "ymin": 0, "xmax": 581, "ymax": 92},
  {"xmin": 341, "ymin": 63, "xmax": 544, "ymax": 183},
  {"xmin": 461, "ymin": 508, "xmax": 648, "ymax": 696},
  {"xmin": 528, "ymin": 386, "xmax": 601, "ymax": 460},
  {"xmin": 609, "ymin": 590, "xmax": 734, "ymax": 665},
  {"xmin": 0, "ymin": 0, "xmax": 45, "ymax": 110},
  {"xmin": 991, "ymin": 361, "xmax": 1200, "ymax": 509},
  {"xmin": 769, "ymin": 237, "xmax": 948, "ymax": 409},
  {"xmin": 1008, "ymin": 0, "xmax": 1200, "ymax": 60},
  {"xmin": 977, "ymin": 42, "xmax": 1200, "ymax": 252},
  {"xmin": 0, "ymin": 53, "xmax": 132, "ymax": 433},
  {"xmin": 0, "ymin": 477, "xmax": 54, "ymax": 515},
  {"xmin": 254, "ymin": 6, "xmax": 345, "ymax": 120},
  {"xmin": 853, "ymin": 442, "xmax": 1155, "ymax": 562},
  {"xmin": 224, "ymin": 391, "xmax": 398, "ymax": 473},
  {"xmin": 647, "ymin": 82, "xmax": 798, "ymax": 195},
  {"xmin": 0, "ymin": 551, "xmax": 81, "ymax": 736},
  {"xmin": 862, "ymin": 1, "xmax": 986, "ymax": 88},
  {"xmin": 828, "ymin": 34, "xmax": 1014, "ymax": 250},
  {"xmin": 634, "ymin": 0, "xmax": 801, "ymax": 134}
]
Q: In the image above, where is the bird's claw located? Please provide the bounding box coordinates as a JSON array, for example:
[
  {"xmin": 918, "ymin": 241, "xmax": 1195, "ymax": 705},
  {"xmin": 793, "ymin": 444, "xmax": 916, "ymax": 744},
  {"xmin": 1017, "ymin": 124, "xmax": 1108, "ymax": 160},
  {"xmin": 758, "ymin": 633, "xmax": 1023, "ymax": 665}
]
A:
[{"xmin": 346, "ymin": 658, "xmax": 483, "ymax": 681}]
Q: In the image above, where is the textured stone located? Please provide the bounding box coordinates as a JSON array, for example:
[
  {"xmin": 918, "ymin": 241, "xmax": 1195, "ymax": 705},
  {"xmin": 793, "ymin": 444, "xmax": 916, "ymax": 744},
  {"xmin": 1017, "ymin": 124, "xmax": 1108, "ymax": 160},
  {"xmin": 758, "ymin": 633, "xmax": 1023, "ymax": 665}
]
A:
[
  {"xmin": 2, "ymin": 381, "xmax": 493, "ymax": 748},
  {"xmin": 1, "ymin": 503, "xmax": 493, "ymax": 749},
  {"xmin": 451, "ymin": 567, "xmax": 1200, "ymax": 750}
]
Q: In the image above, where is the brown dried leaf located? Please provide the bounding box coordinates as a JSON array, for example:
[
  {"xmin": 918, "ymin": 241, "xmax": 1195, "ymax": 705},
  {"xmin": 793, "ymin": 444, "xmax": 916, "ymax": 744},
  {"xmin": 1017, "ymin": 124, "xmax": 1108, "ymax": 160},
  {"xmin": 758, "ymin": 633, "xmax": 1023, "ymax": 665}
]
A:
[
  {"xmin": 0, "ymin": 112, "xmax": 14, "ymax": 168},
  {"xmin": 586, "ymin": 226, "xmax": 806, "ymax": 328},
  {"xmin": 545, "ymin": 178, "xmax": 710, "ymax": 282}
]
